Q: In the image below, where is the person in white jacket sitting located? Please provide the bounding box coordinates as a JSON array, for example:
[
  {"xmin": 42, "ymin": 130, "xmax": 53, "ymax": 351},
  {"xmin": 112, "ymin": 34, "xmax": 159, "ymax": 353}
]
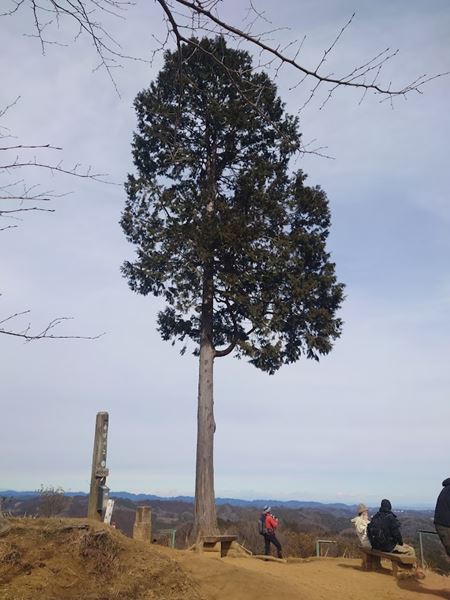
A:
[{"xmin": 351, "ymin": 503, "xmax": 371, "ymax": 548}]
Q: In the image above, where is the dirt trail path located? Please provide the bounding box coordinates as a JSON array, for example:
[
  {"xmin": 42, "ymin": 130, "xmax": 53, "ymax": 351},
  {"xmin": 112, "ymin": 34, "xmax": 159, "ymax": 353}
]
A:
[{"xmin": 178, "ymin": 553, "xmax": 450, "ymax": 600}]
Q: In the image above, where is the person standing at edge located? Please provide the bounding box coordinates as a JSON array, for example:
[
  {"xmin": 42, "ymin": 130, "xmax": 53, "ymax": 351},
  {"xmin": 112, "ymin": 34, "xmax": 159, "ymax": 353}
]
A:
[
  {"xmin": 434, "ymin": 478, "xmax": 450, "ymax": 558},
  {"xmin": 260, "ymin": 506, "xmax": 283, "ymax": 559}
]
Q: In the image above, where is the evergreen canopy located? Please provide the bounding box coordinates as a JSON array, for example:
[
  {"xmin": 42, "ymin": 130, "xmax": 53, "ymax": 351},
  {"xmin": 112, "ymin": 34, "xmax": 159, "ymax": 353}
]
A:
[{"xmin": 121, "ymin": 36, "xmax": 344, "ymax": 374}]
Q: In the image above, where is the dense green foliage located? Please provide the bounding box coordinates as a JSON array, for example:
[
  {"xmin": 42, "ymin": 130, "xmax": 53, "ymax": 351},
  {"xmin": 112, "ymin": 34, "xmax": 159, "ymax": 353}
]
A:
[{"xmin": 121, "ymin": 36, "xmax": 344, "ymax": 373}]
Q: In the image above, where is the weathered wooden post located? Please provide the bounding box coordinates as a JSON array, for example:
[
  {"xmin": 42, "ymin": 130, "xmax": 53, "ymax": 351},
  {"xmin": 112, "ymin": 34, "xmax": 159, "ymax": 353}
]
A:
[
  {"xmin": 88, "ymin": 412, "xmax": 110, "ymax": 521},
  {"xmin": 0, "ymin": 497, "xmax": 10, "ymax": 536},
  {"xmin": 133, "ymin": 506, "xmax": 152, "ymax": 542},
  {"xmin": 0, "ymin": 514, "xmax": 10, "ymax": 536}
]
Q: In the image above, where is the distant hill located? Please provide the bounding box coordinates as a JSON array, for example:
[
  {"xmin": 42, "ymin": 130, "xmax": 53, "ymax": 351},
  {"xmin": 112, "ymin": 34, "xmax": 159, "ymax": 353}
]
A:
[{"xmin": 1, "ymin": 490, "xmax": 356, "ymax": 510}]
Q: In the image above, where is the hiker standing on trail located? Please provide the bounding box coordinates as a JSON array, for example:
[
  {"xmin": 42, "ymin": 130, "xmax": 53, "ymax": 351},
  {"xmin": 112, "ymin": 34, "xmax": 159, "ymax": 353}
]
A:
[
  {"xmin": 259, "ymin": 506, "xmax": 283, "ymax": 559},
  {"xmin": 434, "ymin": 477, "xmax": 450, "ymax": 558},
  {"xmin": 351, "ymin": 503, "xmax": 371, "ymax": 548},
  {"xmin": 367, "ymin": 499, "xmax": 415, "ymax": 556}
]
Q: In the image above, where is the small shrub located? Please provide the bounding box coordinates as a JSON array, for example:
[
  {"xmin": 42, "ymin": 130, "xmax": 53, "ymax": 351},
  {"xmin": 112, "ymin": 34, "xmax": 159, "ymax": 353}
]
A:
[{"xmin": 37, "ymin": 485, "xmax": 66, "ymax": 517}]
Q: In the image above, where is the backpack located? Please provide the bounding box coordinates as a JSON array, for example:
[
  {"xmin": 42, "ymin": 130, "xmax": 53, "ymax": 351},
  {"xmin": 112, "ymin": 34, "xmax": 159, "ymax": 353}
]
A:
[
  {"xmin": 367, "ymin": 515, "xmax": 388, "ymax": 549},
  {"xmin": 258, "ymin": 514, "xmax": 267, "ymax": 535}
]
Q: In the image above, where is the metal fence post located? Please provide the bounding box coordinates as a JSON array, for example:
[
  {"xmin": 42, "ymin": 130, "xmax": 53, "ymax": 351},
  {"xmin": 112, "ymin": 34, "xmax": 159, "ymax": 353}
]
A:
[
  {"xmin": 417, "ymin": 529, "xmax": 439, "ymax": 570},
  {"xmin": 419, "ymin": 531, "xmax": 424, "ymax": 569},
  {"xmin": 316, "ymin": 539, "xmax": 337, "ymax": 557}
]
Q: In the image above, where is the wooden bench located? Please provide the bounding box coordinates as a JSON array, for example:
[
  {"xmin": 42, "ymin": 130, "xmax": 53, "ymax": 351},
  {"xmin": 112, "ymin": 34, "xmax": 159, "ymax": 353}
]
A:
[
  {"xmin": 201, "ymin": 535, "xmax": 238, "ymax": 557},
  {"xmin": 359, "ymin": 546, "xmax": 416, "ymax": 577}
]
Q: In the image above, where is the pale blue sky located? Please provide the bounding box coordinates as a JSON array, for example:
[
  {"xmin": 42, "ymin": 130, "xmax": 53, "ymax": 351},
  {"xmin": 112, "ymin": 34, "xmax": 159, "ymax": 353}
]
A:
[{"xmin": 1, "ymin": 0, "xmax": 449, "ymax": 507}]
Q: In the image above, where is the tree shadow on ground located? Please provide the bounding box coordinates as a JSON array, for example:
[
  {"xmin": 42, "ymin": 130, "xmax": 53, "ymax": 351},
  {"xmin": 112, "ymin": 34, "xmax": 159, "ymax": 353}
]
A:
[
  {"xmin": 337, "ymin": 562, "xmax": 450, "ymax": 599},
  {"xmin": 397, "ymin": 580, "xmax": 450, "ymax": 600},
  {"xmin": 337, "ymin": 563, "xmax": 392, "ymax": 577}
]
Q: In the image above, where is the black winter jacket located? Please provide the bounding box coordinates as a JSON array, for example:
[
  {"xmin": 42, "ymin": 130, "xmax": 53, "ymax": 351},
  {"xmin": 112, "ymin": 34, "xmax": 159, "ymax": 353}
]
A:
[
  {"xmin": 434, "ymin": 478, "xmax": 450, "ymax": 527},
  {"xmin": 369, "ymin": 509, "xmax": 403, "ymax": 552}
]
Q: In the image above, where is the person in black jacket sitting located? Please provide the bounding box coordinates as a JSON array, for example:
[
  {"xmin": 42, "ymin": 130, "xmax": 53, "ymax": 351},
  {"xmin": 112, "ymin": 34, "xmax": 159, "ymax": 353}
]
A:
[
  {"xmin": 368, "ymin": 499, "xmax": 415, "ymax": 556},
  {"xmin": 434, "ymin": 477, "xmax": 450, "ymax": 558}
]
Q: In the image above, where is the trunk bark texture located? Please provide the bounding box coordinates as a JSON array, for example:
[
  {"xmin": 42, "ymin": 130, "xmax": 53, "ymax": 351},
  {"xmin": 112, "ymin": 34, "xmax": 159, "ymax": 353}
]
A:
[{"xmin": 193, "ymin": 264, "xmax": 219, "ymax": 540}]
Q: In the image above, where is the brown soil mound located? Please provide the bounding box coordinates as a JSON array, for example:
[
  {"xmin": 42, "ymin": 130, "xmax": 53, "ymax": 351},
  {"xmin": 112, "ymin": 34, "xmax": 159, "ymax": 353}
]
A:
[{"xmin": 0, "ymin": 518, "xmax": 202, "ymax": 600}]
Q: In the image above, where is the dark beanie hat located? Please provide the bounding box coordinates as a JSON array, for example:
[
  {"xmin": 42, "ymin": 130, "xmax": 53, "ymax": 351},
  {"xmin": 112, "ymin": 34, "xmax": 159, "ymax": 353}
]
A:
[{"xmin": 380, "ymin": 499, "xmax": 392, "ymax": 511}]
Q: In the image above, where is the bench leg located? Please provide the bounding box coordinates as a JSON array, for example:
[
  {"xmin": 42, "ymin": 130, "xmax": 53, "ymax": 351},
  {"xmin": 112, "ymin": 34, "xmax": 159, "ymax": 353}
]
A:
[
  {"xmin": 221, "ymin": 541, "xmax": 232, "ymax": 557},
  {"xmin": 365, "ymin": 555, "xmax": 381, "ymax": 571},
  {"xmin": 393, "ymin": 563, "xmax": 416, "ymax": 579},
  {"xmin": 202, "ymin": 541, "xmax": 221, "ymax": 554}
]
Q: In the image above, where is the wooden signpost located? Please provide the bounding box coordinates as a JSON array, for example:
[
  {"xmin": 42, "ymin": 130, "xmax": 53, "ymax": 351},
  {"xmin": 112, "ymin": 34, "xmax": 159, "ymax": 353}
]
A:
[{"xmin": 88, "ymin": 412, "xmax": 110, "ymax": 521}]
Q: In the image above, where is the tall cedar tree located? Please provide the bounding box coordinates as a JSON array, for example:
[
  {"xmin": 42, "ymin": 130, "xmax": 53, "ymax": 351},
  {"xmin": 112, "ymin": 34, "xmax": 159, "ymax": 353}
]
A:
[{"xmin": 121, "ymin": 37, "xmax": 344, "ymax": 539}]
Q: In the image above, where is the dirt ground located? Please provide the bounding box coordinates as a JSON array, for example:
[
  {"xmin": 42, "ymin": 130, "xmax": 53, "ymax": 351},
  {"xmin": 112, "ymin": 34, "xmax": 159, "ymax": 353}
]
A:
[
  {"xmin": 1, "ymin": 519, "xmax": 449, "ymax": 600},
  {"xmin": 177, "ymin": 551, "xmax": 450, "ymax": 600}
]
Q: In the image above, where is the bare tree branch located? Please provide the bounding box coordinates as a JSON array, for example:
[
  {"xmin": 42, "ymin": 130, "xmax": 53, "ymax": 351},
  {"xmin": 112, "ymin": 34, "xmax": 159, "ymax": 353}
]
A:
[
  {"xmin": 0, "ymin": 98, "xmax": 108, "ymax": 342},
  {"xmin": 0, "ymin": 98, "xmax": 113, "ymax": 220},
  {"xmin": 0, "ymin": 144, "xmax": 63, "ymax": 151},
  {"xmin": 2, "ymin": 158, "xmax": 110, "ymax": 182},
  {"xmin": 164, "ymin": 0, "xmax": 448, "ymax": 99},
  {"xmin": 0, "ymin": 206, "xmax": 55, "ymax": 214},
  {"xmin": 2, "ymin": 1, "xmax": 447, "ymax": 101},
  {"xmin": 0, "ymin": 312, "xmax": 104, "ymax": 341},
  {"xmin": 2, "ymin": 0, "xmax": 145, "ymax": 95}
]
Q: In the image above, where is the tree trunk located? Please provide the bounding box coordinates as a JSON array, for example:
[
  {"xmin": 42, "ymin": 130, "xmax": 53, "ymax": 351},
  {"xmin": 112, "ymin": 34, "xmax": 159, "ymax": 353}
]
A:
[
  {"xmin": 193, "ymin": 127, "xmax": 219, "ymax": 541},
  {"xmin": 193, "ymin": 261, "xmax": 219, "ymax": 540}
]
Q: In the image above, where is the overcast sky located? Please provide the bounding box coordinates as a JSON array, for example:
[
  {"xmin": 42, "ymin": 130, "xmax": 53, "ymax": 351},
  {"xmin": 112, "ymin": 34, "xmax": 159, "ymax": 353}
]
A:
[{"xmin": 1, "ymin": 0, "xmax": 449, "ymax": 508}]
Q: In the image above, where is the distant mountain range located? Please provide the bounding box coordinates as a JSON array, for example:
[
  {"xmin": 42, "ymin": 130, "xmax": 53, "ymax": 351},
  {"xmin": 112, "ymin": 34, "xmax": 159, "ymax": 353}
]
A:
[
  {"xmin": 111, "ymin": 492, "xmax": 355, "ymax": 511},
  {"xmin": 0, "ymin": 490, "xmax": 433, "ymax": 510},
  {"xmin": 0, "ymin": 489, "xmax": 353, "ymax": 509}
]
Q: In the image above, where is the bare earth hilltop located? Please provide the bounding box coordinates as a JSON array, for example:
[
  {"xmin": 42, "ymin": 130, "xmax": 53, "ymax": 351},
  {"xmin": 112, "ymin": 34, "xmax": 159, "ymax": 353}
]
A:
[{"xmin": 0, "ymin": 519, "xmax": 449, "ymax": 600}]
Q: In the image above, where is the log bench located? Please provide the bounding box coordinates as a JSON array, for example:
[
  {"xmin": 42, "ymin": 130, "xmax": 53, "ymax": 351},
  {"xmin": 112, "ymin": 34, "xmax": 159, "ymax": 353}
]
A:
[
  {"xmin": 201, "ymin": 535, "xmax": 238, "ymax": 557},
  {"xmin": 359, "ymin": 546, "xmax": 417, "ymax": 577}
]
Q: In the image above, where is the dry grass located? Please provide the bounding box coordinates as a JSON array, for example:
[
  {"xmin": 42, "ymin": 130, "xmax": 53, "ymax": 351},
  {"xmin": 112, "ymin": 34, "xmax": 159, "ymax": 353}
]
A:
[
  {"xmin": 77, "ymin": 528, "xmax": 120, "ymax": 575},
  {"xmin": 0, "ymin": 518, "xmax": 203, "ymax": 600},
  {"xmin": 0, "ymin": 542, "xmax": 21, "ymax": 566}
]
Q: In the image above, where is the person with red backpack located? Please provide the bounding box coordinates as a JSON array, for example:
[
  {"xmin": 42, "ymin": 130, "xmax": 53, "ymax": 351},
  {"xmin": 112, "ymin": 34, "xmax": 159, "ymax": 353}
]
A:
[{"xmin": 259, "ymin": 506, "xmax": 283, "ymax": 558}]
